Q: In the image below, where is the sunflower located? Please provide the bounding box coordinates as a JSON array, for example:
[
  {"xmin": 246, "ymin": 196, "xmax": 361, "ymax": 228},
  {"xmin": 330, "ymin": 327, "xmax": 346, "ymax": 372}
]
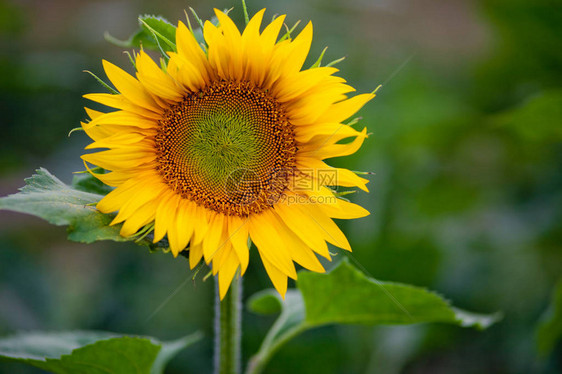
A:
[{"xmin": 81, "ymin": 9, "xmax": 374, "ymax": 299}]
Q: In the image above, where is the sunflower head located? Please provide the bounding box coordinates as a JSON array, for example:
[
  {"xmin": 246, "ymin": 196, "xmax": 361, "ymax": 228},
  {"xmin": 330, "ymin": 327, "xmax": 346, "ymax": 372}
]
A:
[{"xmin": 82, "ymin": 8, "xmax": 374, "ymax": 299}]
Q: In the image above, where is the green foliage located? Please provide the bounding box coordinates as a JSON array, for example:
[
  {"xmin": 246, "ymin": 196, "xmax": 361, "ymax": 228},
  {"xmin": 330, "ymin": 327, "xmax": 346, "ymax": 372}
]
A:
[
  {"xmin": 493, "ymin": 90, "xmax": 562, "ymax": 143},
  {"xmin": 0, "ymin": 168, "xmax": 125, "ymax": 243},
  {"xmin": 0, "ymin": 331, "xmax": 202, "ymax": 374},
  {"xmin": 246, "ymin": 259, "xmax": 500, "ymax": 373},
  {"xmin": 536, "ymin": 280, "xmax": 562, "ymax": 357},
  {"xmin": 298, "ymin": 259, "xmax": 499, "ymax": 328},
  {"xmin": 105, "ymin": 15, "xmax": 177, "ymax": 54},
  {"xmin": 72, "ymin": 170, "xmax": 113, "ymax": 196}
]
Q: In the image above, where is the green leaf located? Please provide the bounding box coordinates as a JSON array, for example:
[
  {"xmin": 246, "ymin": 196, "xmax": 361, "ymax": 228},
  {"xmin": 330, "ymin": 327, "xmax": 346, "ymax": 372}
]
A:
[
  {"xmin": 138, "ymin": 16, "xmax": 177, "ymax": 55},
  {"xmin": 150, "ymin": 333, "xmax": 203, "ymax": 374},
  {"xmin": 0, "ymin": 168, "xmax": 125, "ymax": 243},
  {"xmin": 0, "ymin": 331, "xmax": 202, "ymax": 374},
  {"xmin": 105, "ymin": 15, "xmax": 177, "ymax": 54},
  {"xmin": 72, "ymin": 170, "xmax": 113, "ymax": 195},
  {"xmin": 298, "ymin": 259, "xmax": 499, "ymax": 327},
  {"xmin": 536, "ymin": 280, "xmax": 562, "ymax": 357},
  {"xmin": 246, "ymin": 259, "xmax": 500, "ymax": 374},
  {"xmin": 139, "ymin": 15, "xmax": 176, "ymax": 49},
  {"xmin": 247, "ymin": 290, "xmax": 283, "ymax": 315}
]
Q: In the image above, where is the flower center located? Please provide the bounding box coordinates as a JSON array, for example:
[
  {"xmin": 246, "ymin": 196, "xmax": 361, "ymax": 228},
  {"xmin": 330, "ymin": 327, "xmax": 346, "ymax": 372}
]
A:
[{"xmin": 155, "ymin": 81, "xmax": 297, "ymax": 216}]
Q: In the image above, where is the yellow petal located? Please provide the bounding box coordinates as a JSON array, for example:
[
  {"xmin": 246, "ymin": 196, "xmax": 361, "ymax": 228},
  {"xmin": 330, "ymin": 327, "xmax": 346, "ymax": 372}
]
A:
[
  {"xmin": 274, "ymin": 67, "xmax": 338, "ymax": 103},
  {"xmin": 119, "ymin": 199, "xmax": 159, "ymax": 237},
  {"xmin": 286, "ymin": 83, "xmax": 353, "ymax": 125},
  {"xmin": 249, "ymin": 14, "xmax": 286, "ymax": 86},
  {"xmin": 96, "ymin": 177, "xmax": 148, "ymax": 213},
  {"xmin": 83, "ymin": 93, "xmax": 161, "ymax": 120},
  {"xmin": 85, "ymin": 132, "xmax": 148, "ymax": 150},
  {"xmin": 111, "ymin": 181, "xmax": 165, "ymax": 225},
  {"xmin": 249, "ymin": 211, "xmax": 298, "ymax": 279},
  {"xmin": 175, "ymin": 21, "xmax": 212, "ymax": 82},
  {"xmin": 298, "ymin": 203, "xmax": 351, "ymax": 251},
  {"xmin": 84, "ymin": 110, "xmax": 157, "ymax": 130},
  {"xmin": 102, "ymin": 60, "xmax": 161, "ymax": 113},
  {"xmin": 295, "ymin": 122, "xmax": 365, "ymax": 143},
  {"xmin": 168, "ymin": 199, "xmax": 196, "ymax": 256},
  {"xmin": 166, "ymin": 53, "xmax": 207, "ymax": 92},
  {"xmin": 274, "ymin": 198, "xmax": 331, "ymax": 259},
  {"xmin": 81, "ymin": 149, "xmax": 155, "ymax": 170},
  {"xmin": 214, "ymin": 9, "xmax": 243, "ymax": 79},
  {"xmin": 280, "ymin": 22, "xmax": 313, "ymax": 76},
  {"xmin": 93, "ymin": 166, "xmax": 153, "ymax": 187},
  {"xmin": 136, "ymin": 51, "xmax": 183, "ymax": 102},
  {"xmin": 269, "ymin": 211, "xmax": 326, "ymax": 272},
  {"xmin": 259, "ymin": 254, "xmax": 288, "ymax": 299},
  {"xmin": 261, "ymin": 15, "xmax": 286, "ymax": 47},
  {"xmin": 316, "ymin": 93, "xmax": 375, "ymax": 124},
  {"xmin": 189, "ymin": 240, "xmax": 204, "ymax": 269},
  {"xmin": 306, "ymin": 187, "xmax": 370, "ymax": 219},
  {"xmin": 218, "ymin": 248, "xmax": 240, "ymax": 300},
  {"xmin": 300, "ymin": 127, "xmax": 368, "ymax": 160},
  {"xmin": 192, "ymin": 204, "xmax": 211, "ymax": 245},
  {"xmin": 84, "ymin": 107, "xmax": 104, "ymax": 120},
  {"xmin": 203, "ymin": 213, "xmax": 226, "ymax": 262},
  {"xmin": 242, "ymin": 9, "xmax": 265, "ymax": 41},
  {"xmin": 296, "ymin": 157, "xmax": 369, "ymax": 192},
  {"xmin": 152, "ymin": 191, "xmax": 175, "ymax": 243},
  {"xmin": 203, "ymin": 21, "xmax": 227, "ymax": 79},
  {"xmin": 227, "ymin": 216, "xmax": 250, "ymax": 275}
]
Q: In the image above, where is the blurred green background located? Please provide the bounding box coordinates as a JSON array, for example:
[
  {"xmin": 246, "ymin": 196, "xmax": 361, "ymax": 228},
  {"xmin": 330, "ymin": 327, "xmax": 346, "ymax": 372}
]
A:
[{"xmin": 1, "ymin": 0, "xmax": 561, "ymax": 373}]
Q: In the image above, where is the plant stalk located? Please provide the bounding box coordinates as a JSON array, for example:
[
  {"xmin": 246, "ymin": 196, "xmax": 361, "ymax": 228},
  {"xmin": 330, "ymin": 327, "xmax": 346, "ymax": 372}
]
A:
[{"xmin": 214, "ymin": 273, "xmax": 242, "ymax": 374}]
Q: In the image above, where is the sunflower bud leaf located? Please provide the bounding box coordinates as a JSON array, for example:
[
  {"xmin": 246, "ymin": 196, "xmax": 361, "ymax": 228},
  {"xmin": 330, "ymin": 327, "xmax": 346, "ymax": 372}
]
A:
[
  {"xmin": 104, "ymin": 15, "xmax": 176, "ymax": 55},
  {"xmin": 325, "ymin": 56, "xmax": 346, "ymax": 67},
  {"xmin": 310, "ymin": 46, "xmax": 328, "ymax": 68},
  {"xmin": 138, "ymin": 16, "xmax": 176, "ymax": 56}
]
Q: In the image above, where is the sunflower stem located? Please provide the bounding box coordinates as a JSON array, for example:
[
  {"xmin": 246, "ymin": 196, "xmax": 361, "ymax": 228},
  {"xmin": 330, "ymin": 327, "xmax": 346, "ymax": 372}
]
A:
[{"xmin": 214, "ymin": 272, "xmax": 242, "ymax": 374}]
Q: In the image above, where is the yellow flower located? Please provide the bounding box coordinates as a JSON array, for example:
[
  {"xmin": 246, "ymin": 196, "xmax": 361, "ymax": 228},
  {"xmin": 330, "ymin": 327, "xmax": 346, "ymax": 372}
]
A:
[{"xmin": 81, "ymin": 9, "xmax": 374, "ymax": 299}]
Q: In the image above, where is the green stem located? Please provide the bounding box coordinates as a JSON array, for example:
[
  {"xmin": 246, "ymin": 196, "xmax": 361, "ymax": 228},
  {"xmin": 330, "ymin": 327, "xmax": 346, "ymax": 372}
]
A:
[
  {"xmin": 215, "ymin": 273, "xmax": 242, "ymax": 374},
  {"xmin": 245, "ymin": 324, "xmax": 307, "ymax": 374}
]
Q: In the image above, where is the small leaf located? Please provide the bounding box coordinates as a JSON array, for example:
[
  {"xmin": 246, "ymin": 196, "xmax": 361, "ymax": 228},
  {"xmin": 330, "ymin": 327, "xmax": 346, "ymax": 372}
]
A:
[
  {"xmin": 138, "ymin": 16, "xmax": 176, "ymax": 57},
  {"xmin": 247, "ymin": 290, "xmax": 283, "ymax": 315},
  {"xmin": 536, "ymin": 280, "xmax": 562, "ymax": 357},
  {"xmin": 0, "ymin": 331, "xmax": 202, "ymax": 374},
  {"xmin": 139, "ymin": 15, "xmax": 176, "ymax": 50},
  {"xmin": 0, "ymin": 168, "xmax": 124, "ymax": 243},
  {"xmin": 246, "ymin": 259, "xmax": 501, "ymax": 374},
  {"xmin": 72, "ymin": 170, "xmax": 113, "ymax": 196},
  {"xmin": 105, "ymin": 15, "xmax": 177, "ymax": 55}
]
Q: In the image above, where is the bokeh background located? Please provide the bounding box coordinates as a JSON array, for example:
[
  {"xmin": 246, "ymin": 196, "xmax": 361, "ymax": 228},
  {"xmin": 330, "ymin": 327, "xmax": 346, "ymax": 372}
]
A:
[{"xmin": 1, "ymin": 0, "xmax": 561, "ymax": 373}]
